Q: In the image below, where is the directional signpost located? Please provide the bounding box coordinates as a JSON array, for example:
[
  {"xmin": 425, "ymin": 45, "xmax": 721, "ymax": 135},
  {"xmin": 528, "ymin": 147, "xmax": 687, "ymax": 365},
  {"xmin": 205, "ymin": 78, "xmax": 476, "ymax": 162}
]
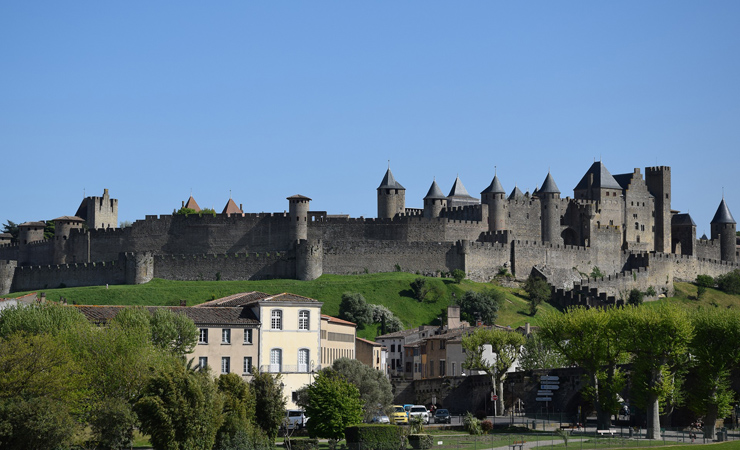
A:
[{"xmin": 536, "ymin": 375, "xmax": 560, "ymax": 404}]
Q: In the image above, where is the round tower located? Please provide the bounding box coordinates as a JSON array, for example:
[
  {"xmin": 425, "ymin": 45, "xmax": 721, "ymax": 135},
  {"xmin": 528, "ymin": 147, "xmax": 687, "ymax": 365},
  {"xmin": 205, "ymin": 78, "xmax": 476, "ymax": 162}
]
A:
[
  {"xmin": 423, "ymin": 180, "xmax": 447, "ymax": 219},
  {"xmin": 377, "ymin": 167, "xmax": 406, "ymax": 219},
  {"xmin": 287, "ymin": 195, "xmax": 311, "ymax": 242},
  {"xmin": 539, "ymin": 172, "xmax": 562, "ymax": 244},
  {"xmin": 710, "ymin": 198, "xmax": 737, "ymax": 262},
  {"xmin": 52, "ymin": 216, "xmax": 85, "ymax": 264},
  {"xmin": 481, "ymin": 174, "xmax": 506, "ymax": 232},
  {"xmin": 17, "ymin": 221, "xmax": 46, "ymax": 266}
]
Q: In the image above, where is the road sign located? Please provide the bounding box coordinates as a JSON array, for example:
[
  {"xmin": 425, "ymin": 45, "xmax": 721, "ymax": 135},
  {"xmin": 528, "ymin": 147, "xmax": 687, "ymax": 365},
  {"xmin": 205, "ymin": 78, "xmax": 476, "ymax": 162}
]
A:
[
  {"xmin": 541, "ymin": 375, "xmax": 560, "ymax": 381},
  {"xmin": 541, "ymin": 384, "xmax": 560, "ymax": 390},
  {"xmin": 538, "ymin": 390, "xmax": 553, "ymax": 396},
  {"xmin": 491, "ymin": 394, "xmax": 498, "ymax": 401},
  {"xmin": 536, "ymin": 397, "xmax": 552, "ymax": 402}
]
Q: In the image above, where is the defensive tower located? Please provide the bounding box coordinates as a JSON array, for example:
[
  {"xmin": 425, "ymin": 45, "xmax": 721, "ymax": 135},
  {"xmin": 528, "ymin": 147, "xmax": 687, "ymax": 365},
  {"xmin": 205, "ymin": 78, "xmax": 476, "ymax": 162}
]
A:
[
  {"xmin": 75, "ymin": 189, "xmax": 118, "ymax": 229},
  {"xmin": 377, "ymin": 168, "xmax": 405, "ymax": 219},
  {"xmin": 288, "ymin": 195, "xmax": 311, "ymax": 242},
  {"xmin": 710, "ymin": 198, "xmax": 737, "ymax": 262},
  {"xmin": 52, "ymin": 216, "xmax": 85, "ymax": 264},
  {"xmin": 423, "ymin": 180, "xmax": 447, "ymax": 219},
  {"xmin": 481, "ymin": 174, "xmax": 506, "ymax": 232},
  {"xmin": 539, "ymin": 172, "xmax": 561, "ymax": 244},
  {"xmin": 645, "ymin": 166, "xmax": 672, "ymax": 253}
]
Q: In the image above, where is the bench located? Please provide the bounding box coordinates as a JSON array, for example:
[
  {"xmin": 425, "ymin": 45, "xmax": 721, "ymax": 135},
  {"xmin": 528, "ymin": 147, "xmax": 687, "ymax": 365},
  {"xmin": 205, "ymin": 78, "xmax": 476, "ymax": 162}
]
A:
[
  {"xmin": 597, "ymin": 429, "xmax": 616, "ymax": 436},
  {"xmin": 509, "ymin": 440, "xmax": 527, "ymax": 450}
]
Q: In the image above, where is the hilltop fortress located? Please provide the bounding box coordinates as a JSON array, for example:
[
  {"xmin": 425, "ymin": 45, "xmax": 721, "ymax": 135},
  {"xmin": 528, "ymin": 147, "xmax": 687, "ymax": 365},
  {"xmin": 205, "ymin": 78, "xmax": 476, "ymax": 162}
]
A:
[{"xmin": 1, "ymin": 163, "xmax": 738, "ymax": 306}]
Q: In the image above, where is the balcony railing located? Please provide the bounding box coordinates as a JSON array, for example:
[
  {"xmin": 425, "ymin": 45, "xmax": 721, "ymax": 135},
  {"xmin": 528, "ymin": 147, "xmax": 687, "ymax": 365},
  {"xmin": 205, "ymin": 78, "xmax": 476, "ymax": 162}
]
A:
[{"xmin": 259, "ymin": 364, "xmax": 321, "ymax": 373}]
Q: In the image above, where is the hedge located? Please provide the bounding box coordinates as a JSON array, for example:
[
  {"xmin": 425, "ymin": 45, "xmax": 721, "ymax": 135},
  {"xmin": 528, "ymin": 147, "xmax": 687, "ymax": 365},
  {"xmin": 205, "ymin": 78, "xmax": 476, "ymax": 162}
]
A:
[{"xmin": 345, "ymin": 424, "xmax": 406, "ymax": 450}]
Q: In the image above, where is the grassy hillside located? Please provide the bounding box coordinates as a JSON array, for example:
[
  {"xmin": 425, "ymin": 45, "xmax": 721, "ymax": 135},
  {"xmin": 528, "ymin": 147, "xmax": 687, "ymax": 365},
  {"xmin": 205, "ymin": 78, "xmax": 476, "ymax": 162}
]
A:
[{"xmin": 6, "ymin": 273, "xmax": 558, "ymax": 340}]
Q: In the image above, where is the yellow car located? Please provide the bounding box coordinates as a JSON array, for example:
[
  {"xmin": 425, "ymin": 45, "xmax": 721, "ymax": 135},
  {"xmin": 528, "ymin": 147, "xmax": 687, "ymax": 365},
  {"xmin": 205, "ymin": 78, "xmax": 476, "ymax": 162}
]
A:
[{"xmin": 389, "ymin": 405, "xmax": 408, "ymax": 425}]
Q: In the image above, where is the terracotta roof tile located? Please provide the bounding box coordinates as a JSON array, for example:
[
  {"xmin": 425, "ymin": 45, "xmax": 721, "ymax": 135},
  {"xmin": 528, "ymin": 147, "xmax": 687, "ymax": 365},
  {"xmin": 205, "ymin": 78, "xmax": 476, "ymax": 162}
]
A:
[
  {"xmin": 195, "ymin": 291, "xmax": 270, "ymax": 307},
  {"xmin": 321, "ymin": 314, "xmax": 357, "ymax": 327}
]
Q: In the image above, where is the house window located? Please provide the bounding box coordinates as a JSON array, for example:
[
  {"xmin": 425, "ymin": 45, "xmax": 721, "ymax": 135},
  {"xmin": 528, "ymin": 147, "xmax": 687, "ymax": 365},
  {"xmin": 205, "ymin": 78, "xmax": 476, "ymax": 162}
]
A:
[
  {"xmin": 199, "ymin": 329, "xmax": 208, "ymax": 344},
  {"xmin": 298, "ymin": 310, "xmax": 310, "ymax": 330},
  {"xmin": 221, "ymin": 357, "xmax": 230, "ymax": 374},
  {"xmin": 244, "ymin": 329, "xmax": 253, "ymax": 344},
  {"xmin": 222, "ymin": 329, "xmax": 231, "ymax": 344},
  {"xmin": 270, "ymin": 349, "xmax": 282, "ymax": 372},
  {"xmin": 298, "ymin": 349, "xmax": 309, "ymax": 372},
  {"xmin": 271, "ymin": 310, "xmax": 282, "ymax": 330},
  {"xmin": 199, "ymin": 357, "xmax": 208, "ymax": 370},
  {"xmin": 244, "ymin": 357, "xmax": 252, "ymax": 374},
  {"xmin": 440, "ymin": 360, "xmax": 446, "ymax": 376},
  {"xmin": 452, "ymin": 362, "xmax": 456, "ymax": 376},
  {"xmin": 440, "ymin": 340, "xmax": 445, "ymax": 350},
  {"xmin": 391, "ymin": 344, "xmax": 395, "ymax": 353}
]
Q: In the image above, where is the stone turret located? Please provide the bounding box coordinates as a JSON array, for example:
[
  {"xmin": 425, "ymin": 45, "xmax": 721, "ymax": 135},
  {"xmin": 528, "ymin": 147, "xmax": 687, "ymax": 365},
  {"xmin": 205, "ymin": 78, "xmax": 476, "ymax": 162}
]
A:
[
  {"xmin": 52, "ymin": 216, "xmax": 85, "ymax": 264},
  {"xmin": 710, "ymin": 198, "xmax": 736, "ymax": 262},
  {"xmin": 423, "ymin": 180, "xmax": 447, "ymax": 219},
  {"xmin": 539, "ymin": 172, "xmax": 561, "ymax": 244},
  {"xmin": 481, "ymin": 174, "xmax": 506, "ymax": 232},
  {"xmin": 288, "ymin": 195, "xmax": 311, "ymax": 242},
  {"xmin": 645, "ymin": 166, "xmax": 672, "ymax": 253},
  {"xmin": 377, "ymin": 168, "xmax": 405, "ymax": 219},
  {"xmin": 18, "ymin": 221, "xmax": 45, "ymax": 265}
]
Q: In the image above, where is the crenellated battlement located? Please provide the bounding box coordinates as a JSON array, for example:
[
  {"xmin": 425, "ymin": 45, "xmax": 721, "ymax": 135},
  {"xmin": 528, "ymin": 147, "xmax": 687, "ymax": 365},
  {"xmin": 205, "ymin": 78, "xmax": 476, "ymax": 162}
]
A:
[
  {"xmin": 17, "ymin": 260, "xmax": 119, "ymax": 272},
  {"xmin": 154, "ymin": 251, "xmax": 287, "ymax": 261}
]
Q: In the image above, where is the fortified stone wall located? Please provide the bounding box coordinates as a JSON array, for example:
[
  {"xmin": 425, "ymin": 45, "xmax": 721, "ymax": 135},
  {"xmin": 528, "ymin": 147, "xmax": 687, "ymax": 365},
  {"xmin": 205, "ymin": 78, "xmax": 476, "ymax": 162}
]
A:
[
  {"xmin": 0, "ymin": 260, "xmax": 18, "ymax": 295},
  {"xmin": 574, "ymin": 266, "xmax": 667, "ymax": 299},
  {"xmin": 506, "ymin": 199, "xmax": 541, "ymax": 242},
  {"xmin": 695, "ymin": 239, "xmax": 722, "ymax": 261},
  {"xmin": 20, "ymin": 240, "xmax": 54, "ymax": 266},
  {"xmin": 308, "ymin": 216, "xmax": 484, "ymax": 243},
  {"xmin": 321, "ymin": 240, "xmax": 461, "ymax": 276},
  {"xmin": 153, "ymin": 251, "xmax": 295, "ymax": 282},
  {"xmin": 12, "ymin": 258, "xmax": 126, "ymax": 292},
  {"xmin": 511, "ymin": 241, "xmax": 597, "ymax": 280},
  {"xmin": 0, "ymin": 244, "xmax": 18, "ymax": 262},
  {"xmin": 457, "ymin": 241, "xmax": 510, "ymax": 282},
  {"xmin": 646, "ymin": 252, "xmax": 740, "ymax": 282}
]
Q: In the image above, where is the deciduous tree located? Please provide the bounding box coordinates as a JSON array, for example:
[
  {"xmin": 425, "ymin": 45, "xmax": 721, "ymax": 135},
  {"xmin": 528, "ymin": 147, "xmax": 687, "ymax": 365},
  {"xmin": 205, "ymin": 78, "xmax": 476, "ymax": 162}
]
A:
[
  {"xmin": 457, "ymin": 289, "xmax": 503, "ymax": 325},
  {"xmin": 250, "ymin": 371, "xmax": 286, "ymax": 443},
  {"xmin": 304, "ymin": 369, "xmax": 363, "ymax": 442},
  {"xmin": 329, "ymin": 358, "xmax": 393, "ymax": 421},
  {"xmin": 462, "ymin": 328, "xmax": 524, "ymax": 416}
]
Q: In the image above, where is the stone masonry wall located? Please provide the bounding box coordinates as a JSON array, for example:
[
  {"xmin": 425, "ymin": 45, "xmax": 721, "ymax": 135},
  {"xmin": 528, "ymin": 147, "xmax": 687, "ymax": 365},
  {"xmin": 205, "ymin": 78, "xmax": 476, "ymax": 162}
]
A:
[
  {"xmin": 153, "ymin": 251, "xmax": 295, "ymax": 282},
  {"xmin": 321, "ymin": 240, "xmax": 462, "ymax": 276},
  {"xmin": 12, "ymin": 258, "xmax": 126, "ymax": 292}
]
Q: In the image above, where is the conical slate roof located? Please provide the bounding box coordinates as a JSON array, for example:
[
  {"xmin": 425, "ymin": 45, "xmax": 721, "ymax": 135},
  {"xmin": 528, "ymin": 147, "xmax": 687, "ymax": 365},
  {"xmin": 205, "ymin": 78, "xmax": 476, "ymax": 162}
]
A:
[
  {"xmin": 424, "ymin": 180, "xmax": 446, "ymax": 200},
  {"xmin": 574, "ymin": 162, "xmax": 622, "ymax": 191},
  {"xmin": 481, "ymin": 175, "xmax": 505, "ymax": 195},
  {"xmin": 539, "ymin": 173, "xmax": 560, "ymax": 194},
  {"xmin": 508, "ymin": 186, "xmax": 524, "ymax": 200},
  {"xmin": 447, "ymin": 177, "xmax": 473, "ymax": 199},
  {"xmin": 711, "ymin": 198, "xmax": 736, "ymax": 224},
  {"xmin": 377, "ymin": 168, "xmax": 405, "ymax": 190}
]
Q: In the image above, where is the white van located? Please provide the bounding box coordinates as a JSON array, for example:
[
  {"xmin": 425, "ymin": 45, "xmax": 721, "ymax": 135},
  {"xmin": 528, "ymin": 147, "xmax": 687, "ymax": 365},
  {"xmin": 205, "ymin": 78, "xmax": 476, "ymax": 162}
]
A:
[{"xmin": 283, "ymin": 410, "xmax": 308, "ymax": 430}]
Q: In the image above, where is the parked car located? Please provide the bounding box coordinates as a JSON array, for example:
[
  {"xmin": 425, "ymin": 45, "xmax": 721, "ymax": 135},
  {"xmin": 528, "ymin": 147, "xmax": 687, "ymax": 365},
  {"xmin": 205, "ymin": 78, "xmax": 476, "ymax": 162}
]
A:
[
  {"xmin": 390, "ymin": 405, "xmax": 408, "ymax": 425},
  {"xmin": 434, "ymin": 408, "xmax": 451, "ymax": 424},
  {"xmin": 408, "ymin": 405, "xmax": 430, "ymax": 424},
  {"xmin": 371, "ymin": 413, "xmax": 390, "ymax": 424},
  {"xmin": 283, "ymin": 410, "xmax": 308, "ymax": 430}
]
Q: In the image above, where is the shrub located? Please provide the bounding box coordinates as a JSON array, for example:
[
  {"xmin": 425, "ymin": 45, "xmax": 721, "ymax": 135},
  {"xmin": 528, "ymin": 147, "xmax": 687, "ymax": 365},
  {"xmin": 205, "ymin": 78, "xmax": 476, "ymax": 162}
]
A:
[
  {"xmin": 716, "ymin": 270, "xmax": 740, "ymax": 295},
  {"xmin": 408, "ymin": 434, "xmax": 433, "ymax": 450},
  {"xmin": 452, "ymin": 269, "xmax": 466, "ymax": 284},
  {"xmin": 474, "ymin": 409, "xmax": 487, "ymax": 420},
  {"xmin": 410, "ymin": 278, "xmax": 429, "ymax": 302},
  {"xmin": 645, "ymin": 286, "xmax": 657, "ymax": 297},
  {"xmin": 345, "ymin": 424, "xmax": 406, "ymax": 450},
  {"xmin": 696, "ymin": 274, "xmax": 715, "ymax": 288},
  {"xmin": 627, "ymin": 288, "xmax": 643, "ymax": 306},
  {"xmin": 463, "ymin": 412, "xmax": 483, "ymax": 435},
  {"xmin": 590, "ymin": 266, "xmax": 604, "ymax": 279},
  {"xmin": 291, "ymin": 438, "xmax": 320, "ymax": 450},
  {"xmin": 697, "ymin": 285, "xmax": 707, "ymax": 301},
  {"xmin": 480, "ymin": 419, "xmax": 493, "ymax": 433}
]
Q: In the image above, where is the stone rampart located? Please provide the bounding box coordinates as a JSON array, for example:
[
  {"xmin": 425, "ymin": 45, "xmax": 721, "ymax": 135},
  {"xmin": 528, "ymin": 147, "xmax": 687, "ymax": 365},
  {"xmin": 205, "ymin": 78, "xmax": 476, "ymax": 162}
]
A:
[
  {"xmin": 153, "ymin": 251, "xmax": 295, "ymax": 281},
  {"xmin": 511, "ymin": 240, "xmax": 594, "ymax": 280},
  {"xmin": 457, "ymin": 240, "xmax": 510, "ymax": 282},
  {"xmin": 0, "ymin": 260, "xmax": 18, "ymax": 295},
  {"xmin": 695, "ymin": 239, "xmax": 722, "ymax": 261},
  {"xmin": 321, "ymin": 240, "xmax": 461, "ymax": 276},
  {"xmin": 12, "ymin": 258, "xmax": 126, "ymax": 292}
]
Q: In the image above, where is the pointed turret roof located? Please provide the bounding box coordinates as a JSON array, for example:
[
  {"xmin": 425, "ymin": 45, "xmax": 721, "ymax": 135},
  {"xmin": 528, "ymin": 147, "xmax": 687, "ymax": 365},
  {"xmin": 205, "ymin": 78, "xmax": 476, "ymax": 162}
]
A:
[
  {"xmin": 222, "ymin": 198, "xmax": 243, "ymax": 215},
  {"xmin": 184, "ymin": 196, "xmax": 201, "ymax": 212},
  {"xmin": 447, "ymin": 177, "xmax": 473, "ymax": 199},
  {"xmin": 481, "ymin": 175, "xmax": 505, "ymax": 195},
  {"xmin": 377, "ymin": 168, "xmax": 405, "ymax": 190},
  {"xmin": 574, "ymin": 162, "xmax": 622, "ymax": 191},
  {"xmin": 711, "ymin": 198, "xmax": 736, "ymax": 224},
  {"xmin": 508, "ymin": 186, "xmax": 524, "ymax": 200},
  {"xmin": 424, "ymin": 180, "xmax": 446, "ymax": 200},
  {"xmin": 672, "ymin": 213, "xmax": 696, "ymax": 227},
  {"xmin": 539, "ymin": 172, "xmax": 560, "ymax": 194}
]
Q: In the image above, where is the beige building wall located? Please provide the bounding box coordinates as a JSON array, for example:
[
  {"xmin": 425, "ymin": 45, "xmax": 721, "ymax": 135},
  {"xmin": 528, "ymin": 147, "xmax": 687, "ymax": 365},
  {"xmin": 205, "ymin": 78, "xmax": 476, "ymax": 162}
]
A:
[
  {"xmin": 320, "ymin": 315, "xmax": 356, "ymax": 368},
  {"xmin": 255, "ymin": 300, "xmax": 323, "ymax": 409},
  {"xmin": 191, "ymin": 325, "xmax": 259, "ymax": 379},
  {"xmin": 355, "ymin": 337, "xmax": 383, "ymax": 372}
]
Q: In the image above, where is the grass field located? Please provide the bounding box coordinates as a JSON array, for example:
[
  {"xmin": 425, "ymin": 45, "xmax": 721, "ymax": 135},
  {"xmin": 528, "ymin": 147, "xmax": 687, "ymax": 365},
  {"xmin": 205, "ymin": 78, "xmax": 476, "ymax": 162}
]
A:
[{"xmin": 7, "ymin": 273, "xmax": 559, "ymax": 339}]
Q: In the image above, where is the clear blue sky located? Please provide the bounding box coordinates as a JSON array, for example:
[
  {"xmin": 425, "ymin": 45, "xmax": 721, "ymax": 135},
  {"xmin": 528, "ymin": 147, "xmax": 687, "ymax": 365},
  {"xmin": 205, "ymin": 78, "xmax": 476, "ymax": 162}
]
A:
[{"xmin": 2, "ymin": 1, "xmax": 739, "ymax": 235}]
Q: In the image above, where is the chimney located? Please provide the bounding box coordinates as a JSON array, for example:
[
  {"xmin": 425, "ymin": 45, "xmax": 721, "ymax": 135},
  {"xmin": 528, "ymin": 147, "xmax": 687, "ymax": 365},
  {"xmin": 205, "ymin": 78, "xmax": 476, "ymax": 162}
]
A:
[
  {"xmin": 447, "ymin": 305, "xmax": 460, "ymax": 329},
  {"xmin": 525, "ymin": 322, "xmax": 531, "ymax": 335},
  {"xmin": 182, "ymin": 201, "xmax": 185, "ymax": 207}
]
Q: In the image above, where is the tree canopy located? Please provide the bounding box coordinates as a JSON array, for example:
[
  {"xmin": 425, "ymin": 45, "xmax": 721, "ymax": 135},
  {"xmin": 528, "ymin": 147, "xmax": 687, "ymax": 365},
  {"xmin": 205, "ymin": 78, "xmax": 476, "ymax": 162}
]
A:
[
  {"xmin": 457, "ymin": 289, "xmax": 503, "ymax": 325},
  {"xmin": 304, "ymin": 369, "xmax": 363, "ymax": 442},
  {"xmin": 329, "ymin": 358, "xmax": 393, "ymax": 421}
]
